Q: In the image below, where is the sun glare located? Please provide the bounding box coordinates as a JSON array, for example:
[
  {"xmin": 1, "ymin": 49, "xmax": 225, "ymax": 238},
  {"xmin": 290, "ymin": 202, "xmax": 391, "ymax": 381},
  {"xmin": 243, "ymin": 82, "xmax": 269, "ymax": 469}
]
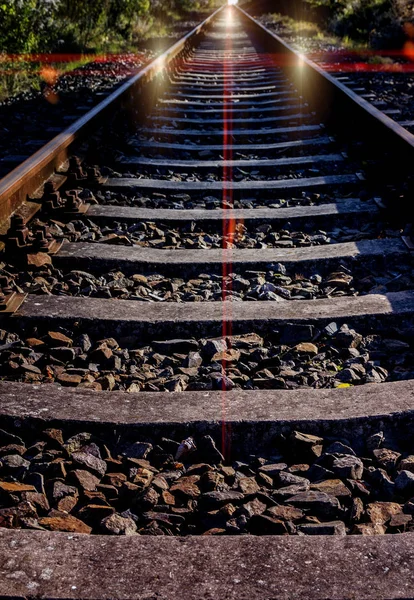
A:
[{"xmin": 228, "ymin": 0, "xmax": 238, "ymax": 5}]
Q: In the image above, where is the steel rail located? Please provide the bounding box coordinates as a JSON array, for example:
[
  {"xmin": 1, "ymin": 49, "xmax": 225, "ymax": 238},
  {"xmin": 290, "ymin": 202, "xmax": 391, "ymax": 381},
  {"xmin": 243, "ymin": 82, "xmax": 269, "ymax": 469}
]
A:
[
  {"xmin": 0, "ymin": 7, "xmax": 414, "ymax": 597},
  {"xmin": 235, "ymin": 5, "xmax": 414, "ymax": 163},
  {"xmin": 0, "ymin": 5, "xmax": 225, "ymax": 227},
  {"xmin": 1, "ymin": 3, "xmax": 413, "ymax": 230},
  {"xmin": 1, "ymin": 3, "xmax": 413, "ymax": 234}
]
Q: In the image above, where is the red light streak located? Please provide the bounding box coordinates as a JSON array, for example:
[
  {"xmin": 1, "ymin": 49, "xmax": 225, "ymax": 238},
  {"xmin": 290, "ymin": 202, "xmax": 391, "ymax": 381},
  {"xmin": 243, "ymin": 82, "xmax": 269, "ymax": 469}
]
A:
[
  {"xmin": 0, "ymin": 53, "xmax": 147, "ymax": 64},
  {"xmin": 221, "ymin": 8, "xmax": 235, "ymax": 460}
]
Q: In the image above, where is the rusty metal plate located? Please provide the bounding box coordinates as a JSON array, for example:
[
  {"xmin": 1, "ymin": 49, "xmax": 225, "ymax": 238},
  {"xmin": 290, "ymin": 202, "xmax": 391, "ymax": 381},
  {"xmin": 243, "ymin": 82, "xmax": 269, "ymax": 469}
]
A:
[
  {"xmin": 48, "ymin": 240, "xmax": 64, "ymax": 255},
  {"xmin": 0, "ymin": 292, "xmax": 27, "ymax": 314},
  {"xmin": 62, "ymin": 203, "xmax": 91, "ymax": 216}
]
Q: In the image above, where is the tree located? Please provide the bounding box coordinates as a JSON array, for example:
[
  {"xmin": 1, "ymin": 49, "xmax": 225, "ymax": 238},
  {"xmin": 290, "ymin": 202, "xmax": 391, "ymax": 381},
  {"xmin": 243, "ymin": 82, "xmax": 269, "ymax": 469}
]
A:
[
  {"xmin": 0, "ymin": 0, "xmax": 58, "ymax": 53},
  {"xmin": 57, "ymin": 0, "xmax": 110, "ymax": 47},
  {"xmin": 107, "ymin": 0, "xmax": 151, "ymax": 35}
]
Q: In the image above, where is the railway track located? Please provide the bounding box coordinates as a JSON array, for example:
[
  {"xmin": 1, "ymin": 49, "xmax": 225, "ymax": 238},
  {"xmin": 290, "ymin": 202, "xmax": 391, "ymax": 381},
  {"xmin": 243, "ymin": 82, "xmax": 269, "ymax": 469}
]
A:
[{"xmin": 0, "ymin": 5, "xmax": 414, "ymax": 598}]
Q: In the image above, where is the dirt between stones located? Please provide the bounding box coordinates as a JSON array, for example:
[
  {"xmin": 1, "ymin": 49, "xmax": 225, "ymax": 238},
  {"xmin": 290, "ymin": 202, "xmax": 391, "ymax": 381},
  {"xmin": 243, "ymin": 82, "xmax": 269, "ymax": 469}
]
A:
[
  {"xmin": 3, "ymin": 259, "xmax": 413, "ymax": 303},
  {"xmin": 92, "ymin": 188, "xmax": 348, "ymax": 210},
  {"xmin": 0, "ymin": 426, "xmax": 414, "ymax": 536},
  {"xmin": 0, "ymin": 323, "xmax": 412, "ymax": 392},
  {"xmin": 38, "ymin": 216, "xmax": 382, "ymax": 250}
]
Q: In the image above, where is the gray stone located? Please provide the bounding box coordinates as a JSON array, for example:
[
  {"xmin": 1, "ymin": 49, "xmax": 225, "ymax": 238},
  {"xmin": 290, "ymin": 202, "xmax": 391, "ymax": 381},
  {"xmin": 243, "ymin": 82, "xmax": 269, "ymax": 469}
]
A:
[
  {"xmin": 273, "ymin": 484, "xmax": 311, "ymax": 499},
  {"xmin": 278, "ymin": 471, "xmax": 310, "ymax": 488},
  {"xmin": 259, "ymin": 463, "xmax": 288, "ymax": 477},
  {"xmin": 373, "ymin": 448, "xmax": 401, "ymax": 472},
  {"xmin": 0, "ymin": 454, "xmax": 30, "ymax": 471},
  {"xmin": 201, "ymin": 338, "xmax": 228, "ymax": 360},
  {"xmin": 101, "ymin": 513, "xmax": 137, "ymax": 535},
  {"xmin": 52, "ymin": 481, "xmax": 78, "ymax": 501},
  {"xmin": 182, "ymin": 352, "xmax": 203, "ymax": 369},
  {"xmin": 325, "ymin": 441, "xmax": 356, "ymax": 456},
  {"xmin": 366, "ymin": 432, "xmax": 384, "ymax": 451},
  {"xmin": 63, "ymin": 433, "xmax": 92, "ymax": 455},
  {"xmin": 123, "ymin": 442, "xmax": 153, "ymax": 460},
  {"xmin": 247, "ymin": 514, "xmax": 288, "ymax": 535},
  {"xmin": 298, "ymin": 521, "xmax": 346, "ymax": 535},
  {"xmin": 334, "ymin": 325, "xmax": 362, "ymax": 348},
  {"xmin": 365, "ymin": 369, "xmax": 384, "ymax": 384},
  {"xmin": 399, "ymin": 456, "xmax": 414, "ymax": 474},
  {"xmin": 198, "ymin": 436, "xmax": 224, "ymax": 464},
  {"xmin": 200, "ymin": 491, "xmax": 245, "ymax": 509},
  {"xmin": 0, "ymin": 429, "xmax": 24, "ymax": 447},
  {"xmin": 336, "ymin": 368, "xmax": 360, "ymax": 383},
  {"xmin": 72, "ymin": 452, "xmax": 107, "ymax": 478},
  {"xmin": 24, "ymin": 472, "xmax": 45, "ymax": 495},
  {"xmin": 70, "ymin": 470, "xmax": 100, "ymax": 492},
  {"xmin": 287, "ymin": 491, "xmax": 341, "ymax": 518},
  {"xmin": 136, "ymin": 487, "xmax": 159, "ymax": 510},
  {"xmin": 395, "ymin": 470, "xmax": 414, "ymax": 497},
  {"xmin": 210, "ymin": 373, "xmax": 235, "ymax": 391},
  {"xmin": 239, "ymin": 498, "xmax": 267, "ymax": 518},
  {"xmin": 370, "ymin": 469, "xmax": 395, "ymax": 500},
  {"xmin": 77, "ymin": 334, "xmax": 92, "ymax": 353},
  {"xmin": 306, "ymin": 464, "xmax": 335, "ymax": 482},
  {"xmin": 331, "ymin": 456, "xmax": 363, "ymax": 480},
  {"xmin": 382, "ymin": 339, "xmax": 410, "ymax": 352},
  {"xmin": 324, "ymin": 322, "xmax": 339, "ymax": 337}
]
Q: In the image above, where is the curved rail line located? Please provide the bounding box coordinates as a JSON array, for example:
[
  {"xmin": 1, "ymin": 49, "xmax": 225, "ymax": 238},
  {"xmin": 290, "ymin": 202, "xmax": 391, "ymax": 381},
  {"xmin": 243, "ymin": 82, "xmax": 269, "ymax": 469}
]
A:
[{"xmin": 0, "ymin": 5, "xmax": 414, "ymax": 598}]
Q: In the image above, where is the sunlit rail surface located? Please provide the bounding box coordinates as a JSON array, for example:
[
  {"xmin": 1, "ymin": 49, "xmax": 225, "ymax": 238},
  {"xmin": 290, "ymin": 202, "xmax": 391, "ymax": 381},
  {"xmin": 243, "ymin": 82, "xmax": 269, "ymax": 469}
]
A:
[{"xmin": 1, "ymin": 4, "xmax": 414, "ymax": 599}]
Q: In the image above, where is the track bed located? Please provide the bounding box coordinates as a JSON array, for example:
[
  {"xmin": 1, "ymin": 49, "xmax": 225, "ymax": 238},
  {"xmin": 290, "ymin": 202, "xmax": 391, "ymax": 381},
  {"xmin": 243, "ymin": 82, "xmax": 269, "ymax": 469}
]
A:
[{"xmin": 0, "ymin": 5, "xmax": 414, "ymax": 599}]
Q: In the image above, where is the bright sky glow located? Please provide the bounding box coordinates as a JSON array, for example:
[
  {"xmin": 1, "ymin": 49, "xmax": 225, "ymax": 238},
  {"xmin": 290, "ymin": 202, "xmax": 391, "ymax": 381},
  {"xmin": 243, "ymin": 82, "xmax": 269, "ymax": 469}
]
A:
[{"xmin": 228, "ymin": 0, "xmax": 238, "ymax": 5}]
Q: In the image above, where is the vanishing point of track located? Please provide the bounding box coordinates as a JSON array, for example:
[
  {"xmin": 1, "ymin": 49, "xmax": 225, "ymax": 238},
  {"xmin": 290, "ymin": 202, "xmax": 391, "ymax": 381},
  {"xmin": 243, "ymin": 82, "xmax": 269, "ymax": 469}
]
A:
[{"xmin": 1, "ymin": 5, "xmax": 414, "ymax": 599}]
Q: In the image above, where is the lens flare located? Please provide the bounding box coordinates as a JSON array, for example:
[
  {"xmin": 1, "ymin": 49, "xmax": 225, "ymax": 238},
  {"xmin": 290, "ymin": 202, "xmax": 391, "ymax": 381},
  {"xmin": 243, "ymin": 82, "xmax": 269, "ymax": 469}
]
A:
[
  {"xmin": 40, "ymin": 66, "xmax": 60, "ymax": 104},
  {"xmin": 226, "ymin": 10, "xmax": 233, "ymax": 24},
  {"xmin": 40, "ymin": 65, "xmax": 58, "ymax": 86},
  {"xmin": 404, "ymin": 41, "xmax": 414, "ymax": 61}
]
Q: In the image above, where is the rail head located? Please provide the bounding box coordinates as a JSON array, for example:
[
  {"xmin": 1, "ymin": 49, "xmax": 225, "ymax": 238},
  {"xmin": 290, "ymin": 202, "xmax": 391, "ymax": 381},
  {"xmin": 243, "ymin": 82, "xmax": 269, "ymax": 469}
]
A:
[{"xmin": 2, "ymin": 3, "xmax": 413, "ymax": 229}]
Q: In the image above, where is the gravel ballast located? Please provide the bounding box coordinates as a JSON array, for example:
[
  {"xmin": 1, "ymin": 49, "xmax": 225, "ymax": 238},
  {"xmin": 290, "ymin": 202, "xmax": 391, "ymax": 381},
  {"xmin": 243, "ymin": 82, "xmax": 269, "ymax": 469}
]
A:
[
  {"xmin": 1, "ymin": 425, "xmax": 414, "ymax": 536},
  {"xmin": 0, "ymin": 324, "xmax": 412, "ymax": 392}
]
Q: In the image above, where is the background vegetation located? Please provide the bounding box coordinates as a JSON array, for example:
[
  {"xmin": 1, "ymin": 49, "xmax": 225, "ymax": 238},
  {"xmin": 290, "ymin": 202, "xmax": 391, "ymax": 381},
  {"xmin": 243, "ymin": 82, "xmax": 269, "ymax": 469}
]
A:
[
  {"xmin": 0, "ymin": 0, "xmax": 220, "ymax": 54},
  {"xmin": 4, "ymin": 0, "xmax": 413, "ymax": 54},
  {"xmin": 2, "ymin": 0, "xmax": 413, "ymax": 102},
  {"xmin": 303, "ymin": 0, "xmax": 413, "ymax": 48},
  {"xmin": 243, "ymin": 0, "xmax": 414, "ymax": 49},
  {"xmin": 0, "ymin": 0, "xmax": 220, "ymax": 101}
]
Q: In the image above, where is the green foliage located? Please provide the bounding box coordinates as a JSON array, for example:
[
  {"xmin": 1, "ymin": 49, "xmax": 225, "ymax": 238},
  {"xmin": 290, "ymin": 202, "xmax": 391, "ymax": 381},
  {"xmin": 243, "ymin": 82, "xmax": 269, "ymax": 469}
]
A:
[
  {"xmin": 330, "ymin": 0, "xmax": 397, "ymax": 40},
  {"xmin": 304, "ymin": 0, "xmax": 410, "ymax": 47},
  {"xmin": 107, "ymin": 0, "xmax": 151, "ymax": 31},
  {"xmin": 0, "ymin": 0, "xmax": 212, "ymax": 54},
  {"xmin": 0, "ymin": 0, "xmax": 58, "ymax": 53},
  {"xmin": 262, "ymin": 13, "xmax": 321, "ymax": 36},
  {"xmin": 57, "ymin": 0, "xmax": 108, "ymax": 46}
]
